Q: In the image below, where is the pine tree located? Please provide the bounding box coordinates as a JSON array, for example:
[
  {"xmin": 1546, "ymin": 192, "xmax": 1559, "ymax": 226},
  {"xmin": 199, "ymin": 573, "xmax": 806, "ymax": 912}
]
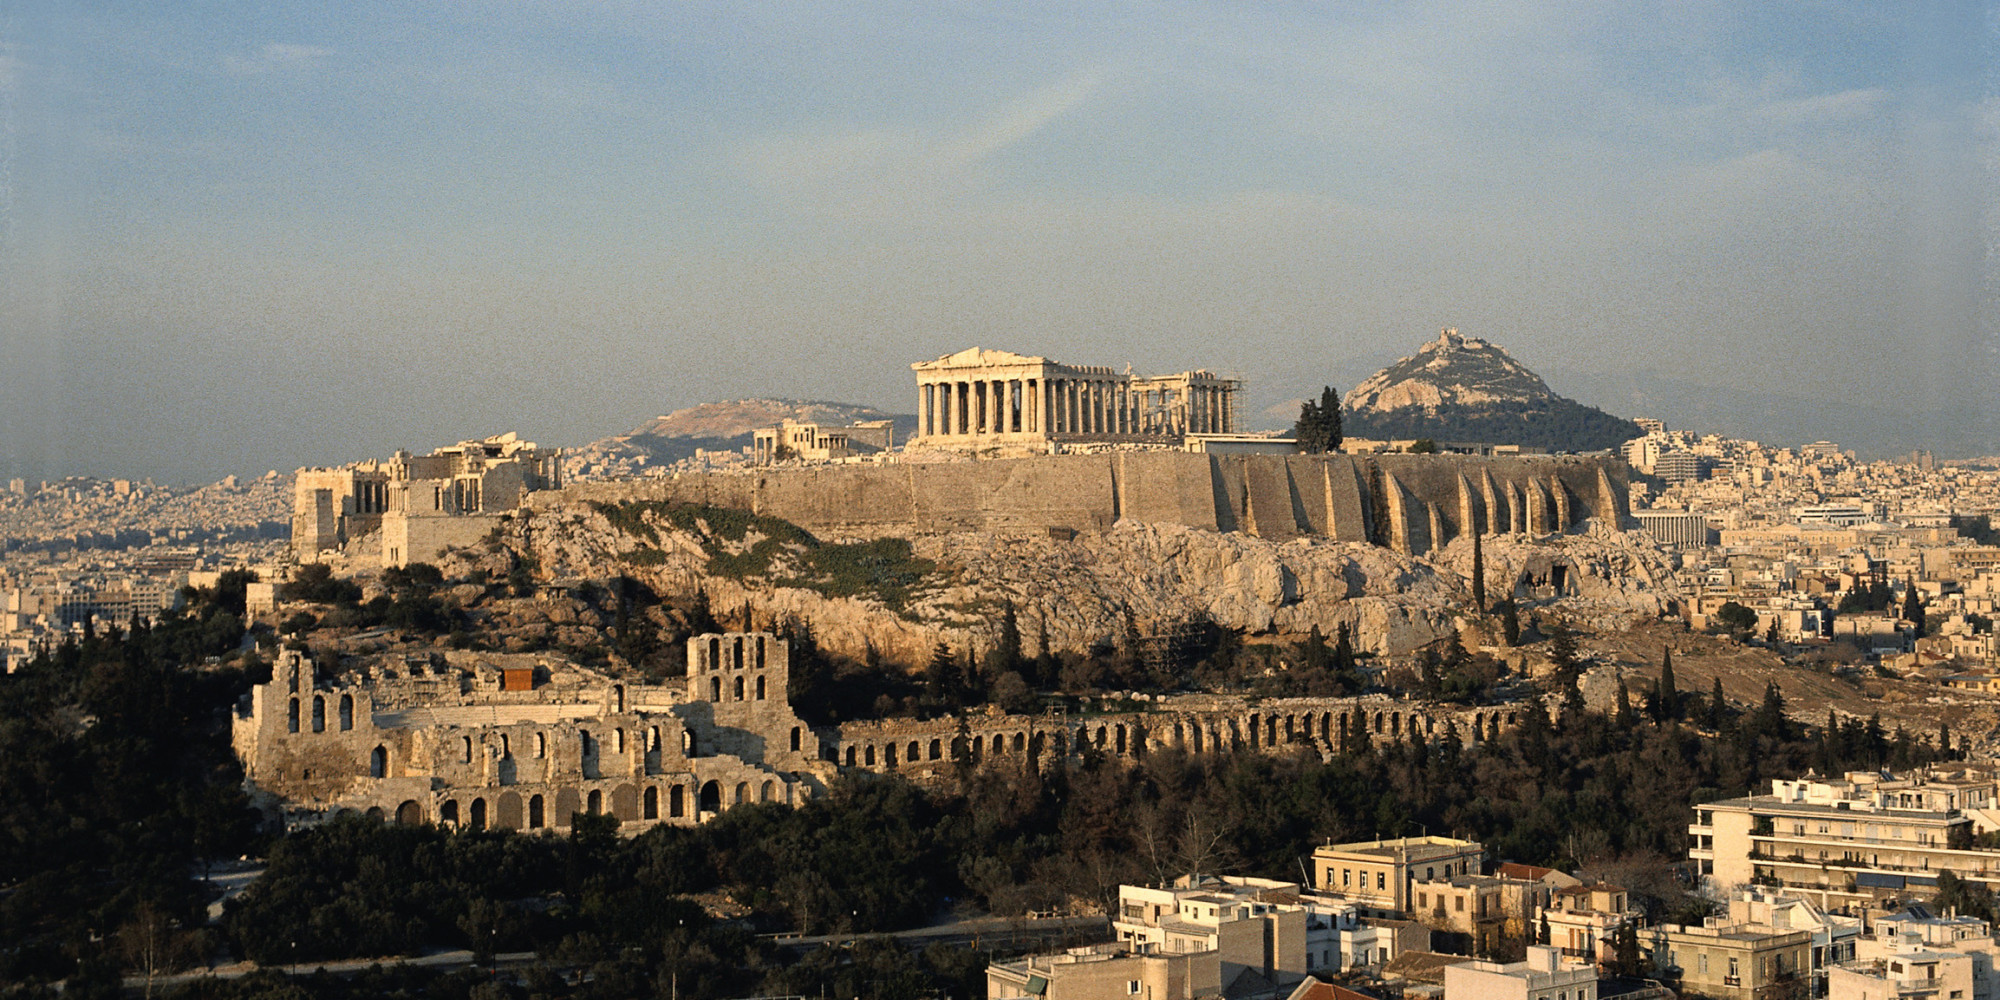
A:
[
  {"xmin": 1940, "ymin": 719, "xmax": 1954, "ymax": 759},
  {"xmin": 1904, "ymin": 577, "xmax": 1927, "ymax": 636},
  {"xmin": 1706, "ymin": 677, "xmax": 1726, "ymax": 729},
  {"xmin": 1293, "ymin": 386, "xmax": 1344, "ymax": 453},
  {"xmin": 1470, "ymin": 527, "xmax": 1486, "ymax": 613},
  {"xmin": 1653, "ymin": 646, "xmax": 1678, "ymax": 722},
  {"xmin": 1614, "ymin": 677, "xmax": 1636, "ymax": 729}
]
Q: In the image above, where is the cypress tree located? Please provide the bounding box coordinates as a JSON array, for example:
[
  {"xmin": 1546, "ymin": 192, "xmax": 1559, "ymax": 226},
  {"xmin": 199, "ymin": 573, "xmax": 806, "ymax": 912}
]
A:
[
  {"xmin": 1706, "ymin": 677, "xmax": 1726, "ymax": 729},
  {"xmin": 1654, "ymin": 646, "xmax": 1678, "ymax": 722},
  {"xmin": 1903, "ymin": 577, "xmax": 1927, "ymax": 636},
  {"xmin": 1501, "ymin": 600, "xmax": 1520, "ymax": 647},
  {"xmin": 1614, "ymin": 677, "xmax": 1635, "ymax": 729},
  {"xmin": 1471, "ymin": 527, "xmax": 1486, "ymax": 613}
]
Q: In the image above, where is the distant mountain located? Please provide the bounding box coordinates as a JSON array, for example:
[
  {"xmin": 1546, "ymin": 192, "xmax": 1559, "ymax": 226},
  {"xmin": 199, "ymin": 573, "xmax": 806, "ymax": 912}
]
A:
[
  {"xmin": 1342, "ymin": 329, "xmax": 1642, "ymax": 452},
  {"xmin": 570, "ymin": 399, "xmax": 917, "ymax": 470}
]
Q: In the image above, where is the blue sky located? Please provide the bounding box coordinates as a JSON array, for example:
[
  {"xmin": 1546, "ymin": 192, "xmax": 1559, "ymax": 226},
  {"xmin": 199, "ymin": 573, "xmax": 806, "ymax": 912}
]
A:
[{"xmin": 1, "ymin": 2, "xmax": 1992, "ymax": 482}]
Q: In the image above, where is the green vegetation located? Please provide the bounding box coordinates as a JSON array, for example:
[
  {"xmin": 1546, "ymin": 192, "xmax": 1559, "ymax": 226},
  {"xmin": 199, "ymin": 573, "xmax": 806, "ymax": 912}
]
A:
[
  {"xmin": 0, "ymin": 596, "xmax": 262, "ymax": 986},
  {"xmin": 1292, "ymin": 386, "xmax": 1343, "ymax": 453},
  {"xmin": 1344, "ymin": 397, "xmax": 1643, "ymax": 453},
  {"xmin": 592, "ymin": 501, "xmax": 936, "ymax": 611}
]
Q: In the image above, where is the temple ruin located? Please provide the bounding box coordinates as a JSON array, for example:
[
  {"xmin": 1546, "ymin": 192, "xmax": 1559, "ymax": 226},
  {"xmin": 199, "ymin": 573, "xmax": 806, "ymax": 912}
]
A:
[
  {"xmin": 292, "ymin": 432, "xmax": 562, "ymax": 567},
  {"xmin": 911, "ymin": 347, "xmax": 1240, "ymax": 454}
]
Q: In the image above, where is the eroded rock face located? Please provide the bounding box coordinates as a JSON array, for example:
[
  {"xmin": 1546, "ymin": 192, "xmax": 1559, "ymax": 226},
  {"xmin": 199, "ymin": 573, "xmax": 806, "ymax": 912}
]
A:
[{"xmin": 486, "ymin": 499, "xmax": 1681, "ymax": 669}]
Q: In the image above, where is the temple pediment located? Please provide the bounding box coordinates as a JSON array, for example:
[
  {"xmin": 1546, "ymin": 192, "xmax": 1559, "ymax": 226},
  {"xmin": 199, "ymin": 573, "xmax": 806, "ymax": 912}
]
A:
[{"xmin": 911, "ymin": 346, "xmax": 1051, "ymax": 371}]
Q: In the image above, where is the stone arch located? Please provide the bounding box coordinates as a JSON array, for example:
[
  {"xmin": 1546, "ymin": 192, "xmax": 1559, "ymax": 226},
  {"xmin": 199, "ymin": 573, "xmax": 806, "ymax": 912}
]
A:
[
  {"xmin": 288, "ymin": 697, "xmax": 299, "ymax": 733},
  {"xmin": 440, "ymin": 799, "xmax": 460, "ymax": 826},
  {"xmin": 951, "ymin": 736, "xmax": 969, "ymax": 761},
  {"xmin": 613, "ymin": 684, "xmax": 625, "ymax": 713},
  {"xmin": 669, "ymin": 784, "xmax": 685, "ymax": 818},
  {"xmin": 537, "ymin": 732, "xmax": 548, "ymax": 758},
  {"xmin": 312, "ymin": 696, "xmax": 326, "ymax": 733},
  {"xmin": 699, "ymin": 781, "xmax": 721, "ymax": 813},
  {"xmin": 614, "ymin": 728, "xmax": 626, "ymax": 754},
  {"xmin": 462, "ymin": 735, "xmax": 474, "ymax": 762},
  {"xmin": 864, "ymin": 744, "xmax": 876, "ymax": 766},
  {"xmin": 1266, "ymin": 716, "xmax": 1278, "ymax": 745},
  {"xmin": 396, "ymin": 800, "xmax": 423, "ymax": 825},
  {"xmin": 929, "ymin": 738, "xmax": 943, "ymax": 760},
  {"xmin": 365, "ymin": 806, "xmax": 384, "ymax": 822},
  {"xmin": 528, "ymin": 794, "xmax": 545, "ymax": 829},
  {"xmin": 497, "ymin": 791, "xmax": 523, "ymax": 830},
  {"xmin": 733, "ymin": 676, "xmax": 745, "ymax": 701},
  {"xmin": 1115, "ymin": 724, "xmax": 1127, "ymax": 755},
  {"xmin": 761, "ymin": 780, "xmax": 776, "ymax": 802},
  {"xmin": 885, "ymin": 742, "xmax": 898, "ymax": 767},
  {"xmin": 612, "ymin": 783, "xmax": 638, "ymax": 822},
  {"xmin": 733, "ymin": 781, "xmax": 749, "ymax": 805},
  {"xmin": 1012, "ymin": 732, "xmax": 1026, "ymax": 753},
  {"xmin": 338, "ymin": 694, "xmax": 354, "ymax": 731},
  {"xmin": 554, "ymin": 788, "xmax": 581, "ymax": 826},
  {"xmin": 792, "ymin": 727, "xmax": 803, "ymax": 752},
  {"xmin": 756, "ymin": 675, "xmax": 767, "ymax": 700},
  {"xmin": 370, "ymin": 744, "xmax": 387, "ymax": 778},
  {"xmin": 1173, "ymin": 722, "xmax": 1186, "ymax": 746},
  {"xmin": 1373, "ymin": 712, "xmax": 1385, "ymax": 734},
  {"xmin": 845, "ymin": 745, "xmax": 857, "ymax": 766},
  {"xmin": 908, "ymin": 740, "xmax": 921, "ymax": 763},
  {"xmin": 683, "ymin": 730, "xmax": 696, "ymax": 756},
  {"xmin": 1094, "ymin": 725, "xmax": 1107, "ymax": 749},
  {"xmin": 1391, "ymin": 713, "xmax": 1402, "ymax": 737},
  {"xmin": 586, "ymin": 789, "xmax": 603, "ymax": 815},
  {"xmin": 1190, "ymin": 726, "xmax": 1204, "ymax": 753},
  {"xmin": 1247, "ymin": 713, "xmax": 1260, "ymax": 747},
  {"xmin": 710, "ymin": 676, "xmax": 722, "ymax": 701},
  {"xmin": 991, "ymin": 733, "xmax": 1005, "ymax": 755}
]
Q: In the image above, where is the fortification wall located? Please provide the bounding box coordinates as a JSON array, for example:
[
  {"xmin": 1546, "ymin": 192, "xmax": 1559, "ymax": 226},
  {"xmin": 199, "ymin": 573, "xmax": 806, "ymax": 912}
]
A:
[{"xmin": 546, "ymin": 453, "xmax": 1629, "ymax": 554}]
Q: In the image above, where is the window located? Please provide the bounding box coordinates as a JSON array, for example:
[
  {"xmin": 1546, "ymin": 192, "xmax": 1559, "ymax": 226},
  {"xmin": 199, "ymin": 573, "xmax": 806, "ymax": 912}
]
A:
[
  {"xmin": 1126, "ymin": 982, "xmax": 1140, "ymax": 995},
  {"xmin": 1455, "ymin": 896, "xmax": 1465, "ymax": 912},
  {"xmin": 1426, "ymin": 867, "xmax": 1435, "ymax": 880},
  {"xmin": 1700, "ymin": 954, "xmax": 1708, "ymax": 974},
  {"xmin": 1418, "ymin": 892, "xmax": 1427, "ymax": 908},
  {"xmin": 1343, "ymin": 869, "xmax": 1352, "ymax": 887},
  {"xmin": 1377, "ymin": 873, "xmax": 1385, "ymax": 890}
]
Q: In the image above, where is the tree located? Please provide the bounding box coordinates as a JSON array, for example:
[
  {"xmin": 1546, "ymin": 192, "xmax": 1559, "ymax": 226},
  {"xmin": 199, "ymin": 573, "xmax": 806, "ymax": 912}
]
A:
[
  {"xmin": 1409, "ymin": 438, "xmax": 1439, "ymax": 454},
  {"xmin": 1500, "ymin": 600, "xmax": 1520, "ymax": 647},
  {"xmin": 1470, "ymin": 527, "xmax": 1486, "ymax": 613},
  {"xmin": 1903, "ymin": 578, "xmax": 1927, "ymax": 635},
  {"xmin": 1706, "ymin": 677, "xmax": 1727, "ymax": 729},
  {"xmin": 1293, "ymin": 386, "xmax": 1343, "ymax": 454},
  {"xmin": 1614, "ymin": 677, "xmax": 1636, "ymax": 729},
  {"xmin": 1651, "ymin": 646, "xmax": 1678, "ymax": 722},
  {"xmin": 1714, "ymin": 601, "xmax": 1759, "ymax": 635},
  {"xmin": 1612, "ymin": 920, "xmax": 1642, "ymax": 978}
]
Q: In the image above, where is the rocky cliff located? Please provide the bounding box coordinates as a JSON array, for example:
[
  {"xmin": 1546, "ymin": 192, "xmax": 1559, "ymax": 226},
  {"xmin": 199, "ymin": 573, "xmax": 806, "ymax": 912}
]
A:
[{"xmin": 495, "ymin": 493, "xmax": 1679, "ymax": 669}]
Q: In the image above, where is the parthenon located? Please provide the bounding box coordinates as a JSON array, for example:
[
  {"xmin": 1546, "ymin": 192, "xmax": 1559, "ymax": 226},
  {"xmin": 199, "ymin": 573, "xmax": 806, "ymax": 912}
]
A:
[{"xmin": 911, "ymin": 347, "xmax": 1239, "ymax": 453}]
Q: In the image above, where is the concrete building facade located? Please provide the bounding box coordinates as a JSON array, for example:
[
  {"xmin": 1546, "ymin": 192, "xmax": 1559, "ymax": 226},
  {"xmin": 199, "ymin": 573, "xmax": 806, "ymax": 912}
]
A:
[{"xmin": 1691, "ymin": 768, "xmax": 2000, "ymax": 909}]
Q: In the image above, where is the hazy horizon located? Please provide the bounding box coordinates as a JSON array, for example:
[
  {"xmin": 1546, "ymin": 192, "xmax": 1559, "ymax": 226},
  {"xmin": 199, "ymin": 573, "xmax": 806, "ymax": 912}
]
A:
[{"xmin": 3, "ymin": 3, "xmax": 1993, "ymax": 484}]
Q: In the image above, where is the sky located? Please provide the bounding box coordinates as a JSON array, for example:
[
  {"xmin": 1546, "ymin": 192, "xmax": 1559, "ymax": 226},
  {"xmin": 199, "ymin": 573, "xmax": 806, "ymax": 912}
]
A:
[{"xmin": 0, "ymin": 2, "xmax": 1993, "ymax": 484}]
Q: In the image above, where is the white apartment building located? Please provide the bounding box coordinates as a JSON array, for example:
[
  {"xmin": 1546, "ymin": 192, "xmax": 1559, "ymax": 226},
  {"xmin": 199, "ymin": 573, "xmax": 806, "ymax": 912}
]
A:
[{"xmin": 1692, "ymin": 768, "xmax": 2000, "ymax": 909}]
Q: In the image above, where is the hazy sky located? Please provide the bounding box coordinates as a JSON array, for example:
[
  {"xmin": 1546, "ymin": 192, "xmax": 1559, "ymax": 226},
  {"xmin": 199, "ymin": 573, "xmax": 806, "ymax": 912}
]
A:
[{"xmin": 1, "ymin": 3, "xmax": 1993, "ymax": 483}]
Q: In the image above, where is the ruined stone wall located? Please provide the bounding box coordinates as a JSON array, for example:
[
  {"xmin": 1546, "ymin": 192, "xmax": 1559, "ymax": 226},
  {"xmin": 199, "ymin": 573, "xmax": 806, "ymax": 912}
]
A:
[
  {"xmin": 821, "ymin": 694, "xmax": 1539, "ymax": 784},
  {"xmin": 546, "ymin": 453, "xmax": 1628, "ymax": 555},
  {"xmin": 233, "ymin": 641, "xmax": 831, "ymax": 833},
  {"xmin": 234, "ymin": 640, "xmax": 1551, "ymax": 834}
]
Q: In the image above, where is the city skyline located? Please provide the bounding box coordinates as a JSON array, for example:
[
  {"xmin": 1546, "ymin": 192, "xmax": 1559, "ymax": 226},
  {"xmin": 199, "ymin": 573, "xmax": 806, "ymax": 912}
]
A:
[{"xmin": 1, "ymin": 3, "xmax": 1992, "ymax": 483}]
